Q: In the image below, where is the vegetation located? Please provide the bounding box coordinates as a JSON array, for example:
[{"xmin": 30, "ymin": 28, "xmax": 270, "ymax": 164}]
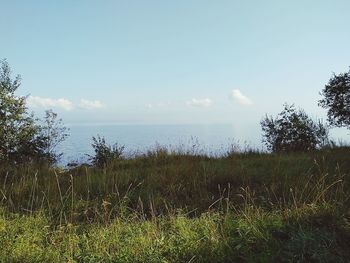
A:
[
  {"xmin": 38, "ymin": 109, "xmax": 69, "ymax": 163},
  {"xmin": 0, "ymin": 59, "xmax": 67, "ymax": 164},
  {"xmin": 319, "ymin": 68, "xmax": 350, "ymax": 128},
  {"xmin": 0, "ymin": 59, "xmax": 39, "ymax": 163},
  {"xmin": 261, "ymin": 104, "xmax": 329, "ymax": 153},
  {"xmin": 0, "ymin": 146, "xmax": 350, "ymax": 262},
  {"xmin": 89, "ymin": 135, "xmax": 125, "ymax": 168}
]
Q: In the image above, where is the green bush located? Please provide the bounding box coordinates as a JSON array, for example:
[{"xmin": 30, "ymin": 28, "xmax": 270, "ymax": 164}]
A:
[
  {"xmin": 261, "ymin": 104, "xmax": 329, "ymax": 153},
  {"xmin": 89, "ymin": 135, "xmax": 125, "ymax": 168}
]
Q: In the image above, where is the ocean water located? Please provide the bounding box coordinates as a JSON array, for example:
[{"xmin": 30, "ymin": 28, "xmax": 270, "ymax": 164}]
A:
[{"xmin": 57, "ymin": 124, "xmax": 261, "ymax": 164}]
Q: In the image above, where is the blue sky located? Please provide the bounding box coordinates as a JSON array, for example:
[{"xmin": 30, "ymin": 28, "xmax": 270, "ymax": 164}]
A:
[{"xmin": 1, "ymin": 0, "xmax": 350, "ymax": 141}]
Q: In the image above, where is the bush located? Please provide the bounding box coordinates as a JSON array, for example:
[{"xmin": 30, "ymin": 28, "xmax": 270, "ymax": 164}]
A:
[
  {"xmin": 319, "ymin": 68, "xmax": 350, "ymax": 128},
  {"xmin": 37, "ymin": 110, "xmax": 69, "ymax": 163},
  {"xmin": 89, "ymin": 135, "xmax": 125, "ymax": 168},
  {"xmin": 261, "ymin": 104, "xmax": 329, "ymax": 153}
]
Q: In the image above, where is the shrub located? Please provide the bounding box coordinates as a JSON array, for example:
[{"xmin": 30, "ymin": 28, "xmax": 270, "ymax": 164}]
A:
[
  {"xmin": 37, "ymin": 110, "xmax": 69, "ymax": 163},
  {"xmin": 89, "ymin": 135, "xmax": 125, "ymax": 168},
  {"xmin": 261, "ymin": 104, "xmax": 329, "ymax": 153}
]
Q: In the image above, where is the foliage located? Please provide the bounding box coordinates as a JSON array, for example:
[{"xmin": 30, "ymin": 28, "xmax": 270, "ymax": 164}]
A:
[
  {"xmin": 0, "ymin": 59, "xmax": 40, "ymax": 163},
  {"xmin": 0, "ymin": 147, "xmax": 350, "ymax": 262},
  {"xmin": 261, "ymin": 104, "xmax": 329, "ymax": 152},
  {"xmin": 37, "ymin": 110, "xmax": 69, "ymax": 163},
  {"xmin": 89, "ymin": 135, "xmax": 125, "ymax": 168},
  {"xmin": 1, "ymin": 208, "xmax": 347, "ymax": 263},
  {"xmin": 1, "ymin": 146, "xmax": 349, "ymax": 221},
  {"xmin": 0, "ymin": 59, "xmax": 67, "ymax": 164},
  {"xmin": 319, "ymin": 68, "xmax": 350, "ymax": 128}
]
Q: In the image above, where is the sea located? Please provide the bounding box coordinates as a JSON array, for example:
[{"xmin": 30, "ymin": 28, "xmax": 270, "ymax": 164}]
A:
[{"xmin": 57, "ymin": 123, "xmax": 262, "ymax": 165}]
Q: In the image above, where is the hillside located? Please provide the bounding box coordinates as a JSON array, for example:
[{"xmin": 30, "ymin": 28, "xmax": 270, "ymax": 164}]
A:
[{"xmin": 0, "ymin": 147, "xmax": 349, "ymax": 262}]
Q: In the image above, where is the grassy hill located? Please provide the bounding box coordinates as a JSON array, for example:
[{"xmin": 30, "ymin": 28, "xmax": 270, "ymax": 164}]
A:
[{"xmin": 0, "ymin": 147, "xmax": 349, "ymax": 262}]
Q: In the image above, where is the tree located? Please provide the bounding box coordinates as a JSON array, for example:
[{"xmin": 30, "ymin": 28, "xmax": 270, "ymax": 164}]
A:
[
  {"xmin": 0, "ymin": 59, "xmax": 37, "ymax": 162},
  {"xmin": 37, "ymin": 110, "xmax": 69, "ymax": 163},
  {"xmin": 0, "ymin": 59, "xmax": 68, "ymax": 164},
  {"xmin": 319, "ymin": 69, "xmax": 350, "ymax": 128},
  {"xmin": 261, "ymin": 104, "xmax": 329, "ymax": 153}
]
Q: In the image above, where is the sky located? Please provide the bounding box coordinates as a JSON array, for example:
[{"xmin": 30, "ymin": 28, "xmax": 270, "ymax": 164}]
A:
[{"xmin": 1, "ymin": 0, "xmax": 350, "ymax": 141}]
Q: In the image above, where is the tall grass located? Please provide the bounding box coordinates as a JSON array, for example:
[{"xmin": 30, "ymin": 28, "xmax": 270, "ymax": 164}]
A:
[{"xmin": 0, "ymin": 146, "xmax": 349, "ymax": 262}]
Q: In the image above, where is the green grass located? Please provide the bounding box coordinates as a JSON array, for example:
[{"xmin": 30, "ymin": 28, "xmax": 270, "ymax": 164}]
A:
[{"xmin": 0, "ymin": 146, "xmax": 350, "ymax": 262}]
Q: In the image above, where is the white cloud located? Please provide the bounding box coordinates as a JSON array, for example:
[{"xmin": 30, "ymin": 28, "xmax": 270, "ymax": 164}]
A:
[
  {"xmin": 230, "ymin": 89, "xmax": 253, "ymax": 105},
  {"xmin": 27, "ymin": 96, "xmax": 74, "ymax": 111},
  {"xmin": 145, "ymin": 101, "xmax": 171, "ymax": 109},
  {"xmin": 79, "ymin": 99, "xmax": 105, "ymax": 110},
  {"xmin": 187, "ymin": 98, "xmax": 213, "ymax": 108},
  {"xmin": 27, "ymin": 96, "xmax": 106, "ymax": 111}
]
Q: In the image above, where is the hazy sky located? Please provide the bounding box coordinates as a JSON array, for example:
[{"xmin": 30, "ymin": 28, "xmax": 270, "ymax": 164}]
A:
[{"xmin": 1, "ymin": 0, "xmax": 350, "ymax": 140}]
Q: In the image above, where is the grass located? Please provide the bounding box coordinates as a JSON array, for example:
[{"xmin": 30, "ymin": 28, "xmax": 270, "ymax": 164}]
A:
[{"xmin": 0, "ymin": 146, "xmax": 350, "ymax": 262}]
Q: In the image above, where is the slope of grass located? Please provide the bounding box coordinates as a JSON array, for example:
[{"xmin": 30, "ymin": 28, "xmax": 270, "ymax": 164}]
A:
[
  {"xmin": 0, "ymin": 146, "xmax": 349, "ymax": 262},
  {"xmin": 1, "ymin": 204, "xmax": 349, "ymax": 263}
]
